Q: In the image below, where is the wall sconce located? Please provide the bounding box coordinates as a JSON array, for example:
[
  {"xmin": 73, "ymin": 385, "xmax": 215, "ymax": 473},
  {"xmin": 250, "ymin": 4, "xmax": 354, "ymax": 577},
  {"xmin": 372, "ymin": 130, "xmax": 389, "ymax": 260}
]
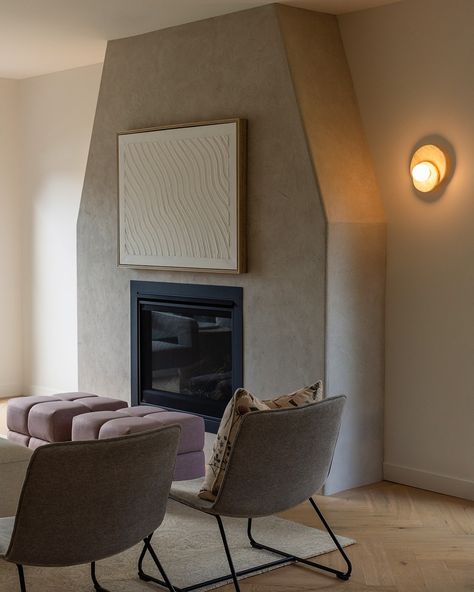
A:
[{"xmin": 410, "ymin": 144, "xmax": 448, "ymax": 193}]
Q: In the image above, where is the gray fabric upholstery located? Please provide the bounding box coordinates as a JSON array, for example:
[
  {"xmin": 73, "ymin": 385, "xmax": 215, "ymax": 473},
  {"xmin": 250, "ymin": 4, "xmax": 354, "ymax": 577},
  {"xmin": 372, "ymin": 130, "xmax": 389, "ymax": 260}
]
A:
[
  {"xmin": 171, "ymin": 397, "xmax": 346, "ymax": 518},
  {"xmin": 0, "ymin": 517, "xmax": 14, "ymax": 557},
  {"xmin": 170, "ymin": 478, "xmax": 216, "ymax": 512},
  {"xmin": 0, "ymin": 438, "xmax": 33, "ymax": 518},
  {"xmin": 4, "ymin": 426, "xmax": 180, "ymax": 567},
  {"xmin": 213, "ymin": 396, "xmax": 346, "ymax": 517}
]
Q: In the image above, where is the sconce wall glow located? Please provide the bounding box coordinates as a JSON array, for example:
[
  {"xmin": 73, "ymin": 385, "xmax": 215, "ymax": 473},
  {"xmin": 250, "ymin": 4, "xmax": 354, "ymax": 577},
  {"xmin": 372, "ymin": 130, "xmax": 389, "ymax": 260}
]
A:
[{"xmin": 410, "ymin": 145, "xmax": 447, "ymax": 193}]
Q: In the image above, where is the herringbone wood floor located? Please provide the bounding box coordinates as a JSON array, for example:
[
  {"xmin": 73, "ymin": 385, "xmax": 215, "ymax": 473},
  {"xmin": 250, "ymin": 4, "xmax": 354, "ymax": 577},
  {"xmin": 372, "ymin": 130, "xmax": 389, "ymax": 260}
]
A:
[
  {"xmin": 225, "ymin": 482, "xmax": 474, "ymax": 591},
  {"xmin": 1, "ymin": 399, "xmax": 472, "ymax": 591}
]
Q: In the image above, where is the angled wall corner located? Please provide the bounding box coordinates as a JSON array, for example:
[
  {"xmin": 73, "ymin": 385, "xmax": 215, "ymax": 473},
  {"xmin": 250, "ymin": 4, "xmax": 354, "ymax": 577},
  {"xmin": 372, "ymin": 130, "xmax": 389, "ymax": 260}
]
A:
[{"xmin": 277, "ymin": 4, "xmax": 386, "ymax": 492}]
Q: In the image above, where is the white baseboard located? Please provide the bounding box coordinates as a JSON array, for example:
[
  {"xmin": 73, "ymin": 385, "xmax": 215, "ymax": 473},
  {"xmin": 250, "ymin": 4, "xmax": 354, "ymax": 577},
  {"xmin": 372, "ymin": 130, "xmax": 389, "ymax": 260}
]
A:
[
  {"xmin": 0, "ymin": 384, "xmax": 23, "ymax": 399},
  {"xmin": 384, "ymin": 462, "xmax": 474, "ymax": 501}
]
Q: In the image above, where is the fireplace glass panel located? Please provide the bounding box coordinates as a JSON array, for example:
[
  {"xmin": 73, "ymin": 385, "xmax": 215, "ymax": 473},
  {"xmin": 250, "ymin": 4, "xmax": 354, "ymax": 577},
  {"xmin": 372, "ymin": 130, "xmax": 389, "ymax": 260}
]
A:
[
  {"xmin": 147, "ymin": 304, "xmax": 233, "ymax": 398},
  {"xmin": 132, "ymin": 282, "xmax": 243, "ymax": 431}
]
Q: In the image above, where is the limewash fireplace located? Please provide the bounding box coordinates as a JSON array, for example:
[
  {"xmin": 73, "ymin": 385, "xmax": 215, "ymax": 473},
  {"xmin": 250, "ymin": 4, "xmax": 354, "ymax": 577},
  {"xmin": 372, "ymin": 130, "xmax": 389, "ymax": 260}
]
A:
[
  {"xmin": 131, "ymin": 281, "xmax": 243, "ymax": 431},
  {"xmin": 77, "ymin": 5, "xmax": 385, "ymax": 493}
]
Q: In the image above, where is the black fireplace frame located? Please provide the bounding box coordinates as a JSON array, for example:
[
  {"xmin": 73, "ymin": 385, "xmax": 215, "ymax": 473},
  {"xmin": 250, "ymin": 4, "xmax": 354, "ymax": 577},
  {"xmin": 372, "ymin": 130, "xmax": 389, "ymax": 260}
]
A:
[{"xmin": 130, "ymin": 280, "xmax": 243, "ymax": 432}]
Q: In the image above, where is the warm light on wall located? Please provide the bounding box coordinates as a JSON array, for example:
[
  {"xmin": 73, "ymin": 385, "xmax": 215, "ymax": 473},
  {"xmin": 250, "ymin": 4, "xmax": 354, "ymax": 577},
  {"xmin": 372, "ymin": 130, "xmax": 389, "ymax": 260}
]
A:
[{"xmin": 410, "ymin": 144, "xmax": 448, "ymax": 193}]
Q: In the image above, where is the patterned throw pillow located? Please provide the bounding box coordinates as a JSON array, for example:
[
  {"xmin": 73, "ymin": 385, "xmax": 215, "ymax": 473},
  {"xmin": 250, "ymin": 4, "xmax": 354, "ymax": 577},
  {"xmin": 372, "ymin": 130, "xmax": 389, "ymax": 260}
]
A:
[
  {"xmin": 263, "ymin": 382, "xmax": 323, "ymax": 409},
  {"xmin": 198, "ymin": 381, "xmax": 323, "ymax": 501}
]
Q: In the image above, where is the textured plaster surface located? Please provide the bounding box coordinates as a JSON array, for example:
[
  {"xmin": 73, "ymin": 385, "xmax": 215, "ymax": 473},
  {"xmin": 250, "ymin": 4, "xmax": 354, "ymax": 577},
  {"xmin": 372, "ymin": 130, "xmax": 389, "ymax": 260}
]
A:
[
  {"xmin": 277, "ymin": 5, "xmax": 384, "ymax": 224},
  {"xmin": 325, "ymin": 223, "xmax": 386, "ymax": 492},
  {"xmin": 277, "ymin": 6, "xmax": 386, "ymax": 490},
  {"xmin": 78, "ymin": 4, "xmax": 386, "ymax": 492},
  {"xmin": 78, "ymin": 5, "xmax": 326, "ymax": 402}
]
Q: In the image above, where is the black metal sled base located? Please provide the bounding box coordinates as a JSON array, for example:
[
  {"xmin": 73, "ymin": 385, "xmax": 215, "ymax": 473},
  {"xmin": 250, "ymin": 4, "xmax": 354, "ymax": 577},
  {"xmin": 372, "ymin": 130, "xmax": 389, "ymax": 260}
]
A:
[{"xmin": 137, "ymin": 497, "xmax": 352, "ymax": 592}]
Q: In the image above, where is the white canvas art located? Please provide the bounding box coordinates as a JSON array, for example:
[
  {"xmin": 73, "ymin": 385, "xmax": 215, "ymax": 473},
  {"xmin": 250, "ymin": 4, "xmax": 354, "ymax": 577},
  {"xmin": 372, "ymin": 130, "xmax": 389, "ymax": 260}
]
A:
[{"xmin": 118, "ymin": 120, "xmax": 245, "ymax": 272}]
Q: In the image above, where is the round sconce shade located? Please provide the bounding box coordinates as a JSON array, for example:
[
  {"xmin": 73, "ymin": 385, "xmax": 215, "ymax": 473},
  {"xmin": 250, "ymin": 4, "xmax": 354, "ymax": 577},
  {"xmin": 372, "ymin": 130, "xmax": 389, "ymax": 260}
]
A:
[{"xmin": 410, "ymin": 144, "xmax": 448, "ymax": 193}]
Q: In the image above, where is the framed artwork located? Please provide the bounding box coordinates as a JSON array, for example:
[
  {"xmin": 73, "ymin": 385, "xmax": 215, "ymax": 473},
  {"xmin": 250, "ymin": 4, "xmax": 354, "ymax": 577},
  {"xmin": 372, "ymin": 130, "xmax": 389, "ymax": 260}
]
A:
[{"xmin": 117, "ymin": 118, "xmax": 246, "ymax": 273}]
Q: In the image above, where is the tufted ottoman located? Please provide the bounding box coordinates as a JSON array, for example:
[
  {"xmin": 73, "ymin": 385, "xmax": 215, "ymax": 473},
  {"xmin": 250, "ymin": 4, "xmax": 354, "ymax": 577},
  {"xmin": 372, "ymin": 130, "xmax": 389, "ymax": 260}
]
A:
[
  {"xmin": 72, "ymin": 406, "xmax": 205, "ymax": 481},
  {"xmin": 7, "ymin": 393, "xmax": 128, "ymax": 449}
]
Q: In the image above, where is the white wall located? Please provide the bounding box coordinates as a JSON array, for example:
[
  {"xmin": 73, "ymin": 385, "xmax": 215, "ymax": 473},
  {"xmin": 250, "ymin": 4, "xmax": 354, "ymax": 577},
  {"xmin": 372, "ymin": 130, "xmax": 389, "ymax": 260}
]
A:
[
  {"xmin": 0, "ymin": 79, "xmax": 23, "ymax": 397},
  {"xmin": 340, "ymin": 0, "xmax": 474, "ymax": 500},
  {"xmin": 19, "ymin": 64, "xmax": 102, "ymax": 395}
]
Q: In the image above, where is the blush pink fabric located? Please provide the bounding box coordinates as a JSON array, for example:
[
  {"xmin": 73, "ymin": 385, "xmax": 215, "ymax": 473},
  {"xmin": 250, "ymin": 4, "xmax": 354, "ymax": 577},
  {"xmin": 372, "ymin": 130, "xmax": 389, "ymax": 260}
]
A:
[
  {"xmin": 72, "ymin": 407, "xmax": 205, "ymax": 481},
  {"xmin": 28, "ymin": 401, "xmax": 91, "ymax": 443},
  {"xmin": 7, "ymin": 394, "xmax": 206, "ymax": 481},
  {"xmin": 7, "ymin": 394, "xmax": 128, "ymax": 448},
  {"xmin": 7, "ymin": 396, "xmax": 61, "ymax": 436}
]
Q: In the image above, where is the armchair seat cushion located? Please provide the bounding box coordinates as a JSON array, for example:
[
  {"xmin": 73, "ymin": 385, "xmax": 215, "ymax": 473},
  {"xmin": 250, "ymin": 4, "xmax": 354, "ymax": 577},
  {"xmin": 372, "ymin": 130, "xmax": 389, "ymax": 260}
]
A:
[
  {"xmin": 0, "ymin": 516, "xmax": 14, "ymax": 557},
  {"xmin": 170, "ymin": 477, "xmax": 215, "ymax": 513},
  {"xmin": 0, "ymin": 438, "xmax": 33, "ymax": 518}
]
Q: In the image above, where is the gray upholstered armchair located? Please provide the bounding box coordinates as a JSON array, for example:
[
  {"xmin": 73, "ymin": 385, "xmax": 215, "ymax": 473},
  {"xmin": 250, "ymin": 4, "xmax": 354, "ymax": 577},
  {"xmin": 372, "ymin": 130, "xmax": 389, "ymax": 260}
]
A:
[
  {"xmin": 0, "ymin": 427, "xmax": 181, "ymax": 592},
  {"xmin": 139, "ymin": 395, "xmax": 352, "ymax": 591}
]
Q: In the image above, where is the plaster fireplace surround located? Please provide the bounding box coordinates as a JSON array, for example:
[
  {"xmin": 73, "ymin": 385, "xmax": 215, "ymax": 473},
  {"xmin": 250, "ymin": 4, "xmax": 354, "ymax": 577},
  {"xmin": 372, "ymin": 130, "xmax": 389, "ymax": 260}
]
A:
[{"xmin": 77, "ymin": 4, "xmax": 386, "ymax": 493}]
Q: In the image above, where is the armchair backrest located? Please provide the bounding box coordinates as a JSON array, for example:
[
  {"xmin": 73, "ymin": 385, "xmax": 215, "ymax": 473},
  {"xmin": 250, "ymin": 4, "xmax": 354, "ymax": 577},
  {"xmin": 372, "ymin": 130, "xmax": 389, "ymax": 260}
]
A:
[
  {"xmin": 6, "ymin": 426, "xmax": 180, "ymax": 566},
  {"xmin": 213, "ymin": 396, "xmax": 346, "ymax": 517}
]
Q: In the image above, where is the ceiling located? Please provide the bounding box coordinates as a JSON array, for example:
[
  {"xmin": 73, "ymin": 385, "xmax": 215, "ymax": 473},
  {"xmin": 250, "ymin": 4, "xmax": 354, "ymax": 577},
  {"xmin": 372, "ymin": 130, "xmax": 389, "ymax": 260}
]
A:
[{"xmin": 0, "ymin": 0, "xmax": 401, "ymax": 79}]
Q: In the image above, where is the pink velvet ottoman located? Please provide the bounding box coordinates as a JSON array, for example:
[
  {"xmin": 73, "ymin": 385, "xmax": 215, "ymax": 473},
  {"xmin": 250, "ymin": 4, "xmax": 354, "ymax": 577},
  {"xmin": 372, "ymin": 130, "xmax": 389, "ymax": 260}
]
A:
[
  {"xmin": 72, "ymin": 406, "xmax": 205, "ymax": 481},
  {"xmin": 7, "ymin": 393, "xmax": 128, "ymax": 449}
]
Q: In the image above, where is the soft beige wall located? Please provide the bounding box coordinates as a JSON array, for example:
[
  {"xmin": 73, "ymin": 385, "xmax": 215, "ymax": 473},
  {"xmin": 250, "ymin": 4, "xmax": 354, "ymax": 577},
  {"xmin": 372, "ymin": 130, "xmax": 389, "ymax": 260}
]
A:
[
  {"xmin": 340, "ymin": 0, "xmax": 474, "ymax": 499},
  {"xmin": 19, "ymin": 64, "xmax": 102, "ymax": 395},
  {"xmin": 0, "ymin": 79, "xmax": 23, "ymax": 397}
]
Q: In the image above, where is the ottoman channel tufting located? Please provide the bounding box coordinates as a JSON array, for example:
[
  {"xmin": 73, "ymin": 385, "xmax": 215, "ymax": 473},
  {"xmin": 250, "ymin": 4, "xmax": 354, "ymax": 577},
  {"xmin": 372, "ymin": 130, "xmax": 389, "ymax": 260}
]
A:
[
  {"xmin": 7, "ymin": 393, "xmax": 128, "ymax": 449},
  {"xmin": 72, "ymin": 406, "xmax": 206, "ymax": 481}
]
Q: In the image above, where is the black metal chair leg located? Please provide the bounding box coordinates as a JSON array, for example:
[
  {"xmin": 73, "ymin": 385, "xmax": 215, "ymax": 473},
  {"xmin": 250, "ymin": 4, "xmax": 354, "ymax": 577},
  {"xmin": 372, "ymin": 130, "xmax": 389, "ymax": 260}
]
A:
[
  {"xmin": 139, "ymin": 505, "xmax": 348, "ymax": 592},
  {"xmin": 309, "ymin": 497, "xmax": 352, "ymax": 579},
  {"xmin": 91, "ymin": 562, "xmax": 112, "ymax": 592},
  {"xmin": 247, "ymin": 498, "xmax": 352, "ymax": 581},
  {"xmin": 215, "ymin": 515, "xmax": 241, "ymax": 592},
  {"xmin": 16, "ymin": 565, "xmax": 26, "ymax": 592},
  {"xmin": 138, "ymin": 519, "xmax": 248, "ymax": 592},
  {"xmin": 138, "ymin": 534, "xmax": 178, "ymax": 592},
  {"xmin": 16, "ymin": 560, "xmax": 128, "ymax": 592}
]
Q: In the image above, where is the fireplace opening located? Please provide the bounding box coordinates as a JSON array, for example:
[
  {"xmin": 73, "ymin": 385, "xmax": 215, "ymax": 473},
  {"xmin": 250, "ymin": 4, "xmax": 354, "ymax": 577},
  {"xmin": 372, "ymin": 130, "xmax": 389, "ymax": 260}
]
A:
[{"xmin": 131, "ymin": 281, "xmax": 243, "ymax": 431}]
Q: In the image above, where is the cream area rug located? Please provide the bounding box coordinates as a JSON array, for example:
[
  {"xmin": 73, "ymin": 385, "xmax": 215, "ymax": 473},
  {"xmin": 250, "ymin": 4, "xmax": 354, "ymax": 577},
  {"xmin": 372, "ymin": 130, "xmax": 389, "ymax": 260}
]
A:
[{"xmin": 0, "ymin": 499, "xmax": 354, "ymax": 591}]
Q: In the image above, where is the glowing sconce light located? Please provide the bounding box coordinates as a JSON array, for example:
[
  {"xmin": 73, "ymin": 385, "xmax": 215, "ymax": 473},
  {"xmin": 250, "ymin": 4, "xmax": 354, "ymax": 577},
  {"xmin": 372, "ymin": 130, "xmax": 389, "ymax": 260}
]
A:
[
  {"xmin": 410, "ymin": 144, "xmax": 448, "ymax": 193},
  {"xmin": 412, "ymin": 161, "xmax": 438, "ymax": 185}
]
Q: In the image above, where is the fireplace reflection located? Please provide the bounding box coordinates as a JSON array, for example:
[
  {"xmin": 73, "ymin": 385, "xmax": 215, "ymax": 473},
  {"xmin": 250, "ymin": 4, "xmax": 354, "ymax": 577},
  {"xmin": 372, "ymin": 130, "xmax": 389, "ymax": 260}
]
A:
[{"xmin": 150, "ymin": 308, "xmax": 233, "ymax": 401}]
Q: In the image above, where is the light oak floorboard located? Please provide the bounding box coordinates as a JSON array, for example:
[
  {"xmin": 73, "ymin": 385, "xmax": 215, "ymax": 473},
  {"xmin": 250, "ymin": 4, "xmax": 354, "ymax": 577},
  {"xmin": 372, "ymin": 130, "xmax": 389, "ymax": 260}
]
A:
[{"xmin": 218, "ymin": 482, "xmax": 473, "ymax": 591}]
